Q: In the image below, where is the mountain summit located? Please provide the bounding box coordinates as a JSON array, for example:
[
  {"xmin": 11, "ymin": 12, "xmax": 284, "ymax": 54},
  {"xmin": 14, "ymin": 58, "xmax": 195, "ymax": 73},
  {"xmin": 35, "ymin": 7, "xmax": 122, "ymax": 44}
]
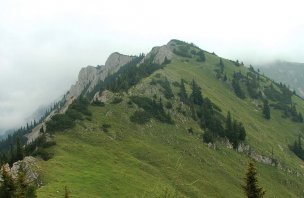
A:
[{"xmin": 1, "ymin": 40, "xmax": 304, "ymax": 197}]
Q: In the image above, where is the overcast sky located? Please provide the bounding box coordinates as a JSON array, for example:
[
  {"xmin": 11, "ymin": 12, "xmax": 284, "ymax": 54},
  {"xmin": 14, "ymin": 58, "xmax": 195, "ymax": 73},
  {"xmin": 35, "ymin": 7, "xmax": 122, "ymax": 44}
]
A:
[{"xmin": 0, "ymin": 0, "xmax": 304, "ymax": 133}]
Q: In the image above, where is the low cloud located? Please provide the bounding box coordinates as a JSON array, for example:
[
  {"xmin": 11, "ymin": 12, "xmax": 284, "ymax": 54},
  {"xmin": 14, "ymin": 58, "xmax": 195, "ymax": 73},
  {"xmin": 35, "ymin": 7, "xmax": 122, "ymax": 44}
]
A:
[{"xmin": 0, "ymin": 0, "xmax": 303, "ymax": 133}]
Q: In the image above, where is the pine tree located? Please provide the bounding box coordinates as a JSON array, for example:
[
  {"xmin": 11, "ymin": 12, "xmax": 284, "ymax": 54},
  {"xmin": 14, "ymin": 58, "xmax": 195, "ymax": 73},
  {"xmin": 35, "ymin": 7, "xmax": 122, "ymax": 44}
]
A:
[
  {"xmin": 16, "ymin": 164, "xmax": 27, "ymax": 198},
  {"xmin": 262, "ymin": 99, "xmax": 270, "ymax": 119},
  {"xmin": 9, "ymin": 144, "xmax": 15, "ymax": 166},
  {"xmin": 190, "ymin": 80, "xmax": 203, "ymax": 105},
  {"xmin": 16, "ymin": 136, "xmax": 24, "ymax": 161},
  {"xmin": 225, "ymin": 111, "xmax": 233, "ymax": 138},
  {"xmin": 0, "ymin": 165, "xmax": 16, "ymax": 198},
  {"xmin": 242, "ymin": 162, "xmax": 266, "ymax": 198},
  {"xmin": 179, "ymin": 79, "xmax": 188, "ymax": 104}
]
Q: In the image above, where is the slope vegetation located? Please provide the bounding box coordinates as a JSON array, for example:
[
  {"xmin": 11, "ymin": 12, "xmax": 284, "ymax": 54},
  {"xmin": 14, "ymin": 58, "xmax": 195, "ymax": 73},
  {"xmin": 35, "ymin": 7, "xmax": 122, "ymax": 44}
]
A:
[{"xmin": 37, "ymin": 40, "xmax": 304, "ymax": 197}]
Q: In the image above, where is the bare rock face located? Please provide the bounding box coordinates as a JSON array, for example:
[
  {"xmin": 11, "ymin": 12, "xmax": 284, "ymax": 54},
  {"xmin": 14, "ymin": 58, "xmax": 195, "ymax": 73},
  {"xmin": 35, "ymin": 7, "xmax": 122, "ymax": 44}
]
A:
[
  {"xmin": 66, "ymin": 53, "xmax": 134, "ymax": 100},
  {"xmin": 0, "ymin": 156, "xmax": 41, "ymax": 186},
  {"xmin": 67, "ymin": 66, "xmax": 101, "ymax": 99},
  {"xmin": 93, "ymin": 90, "xmax": 114, "ymax": 102},
  {"xmin": 141, "ymin": 45, "xmax": 173, "ymax": 65}
]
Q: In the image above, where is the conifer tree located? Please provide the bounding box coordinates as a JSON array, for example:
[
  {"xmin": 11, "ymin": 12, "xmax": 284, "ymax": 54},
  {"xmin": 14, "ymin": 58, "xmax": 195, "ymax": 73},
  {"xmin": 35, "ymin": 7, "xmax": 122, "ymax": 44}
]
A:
[
  {"xmin": 9, "ymin": 144, "xmax": 15, "ymax": 166},
  {"xmin": 16, "ymin": 164, "xmax": 27, "ymax": 198},
  {"xmin": 225, "ymin": 111, "xmax": 233, "ymax": 137},
  {"xmin": 179, "ymin": 79, "xmax": 188, "ymax": 104},
  {"xmin": 16, "ymin": 136, "xmax": 24, "ymax": 161},
  {"xmin": 242, "ymin": 162, "xmax": 265, "ymax": 198},
  {"xmin": 0, "ymin": 165, "xmax": 16, "ymax": 198},
  {"xmin": 262, "ymin": 99, "xmax": 270, "ymax": 119},
  {"xmin": 190, "ymin": 80, "xmax": 203, "ymax": 105}
]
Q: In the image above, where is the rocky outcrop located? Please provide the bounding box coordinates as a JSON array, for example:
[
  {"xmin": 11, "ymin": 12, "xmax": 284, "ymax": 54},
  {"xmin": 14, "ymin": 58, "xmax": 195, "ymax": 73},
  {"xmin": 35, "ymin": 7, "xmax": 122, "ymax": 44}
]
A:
[
  {"xmin": 66, "ymin": 53, "xmax": 134, "ymax": 100},
  {"xmin": 0, "ymin": 156, "xmax": 41, "ymax": 186},
  {"xmin": 142, "ymin": 45, "xmax": 173, "ymax": 65},
  {"xmin": 93, "ymin": 90, "xmax": 114, "ymax": 102}
]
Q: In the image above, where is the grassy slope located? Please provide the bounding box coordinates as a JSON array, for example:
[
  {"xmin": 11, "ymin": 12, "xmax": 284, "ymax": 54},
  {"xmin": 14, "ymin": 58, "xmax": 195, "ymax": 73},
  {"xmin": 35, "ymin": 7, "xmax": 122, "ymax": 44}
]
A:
[{"xmin": 37, "ymin": 50, "xmax": 304, "ymax": 197}]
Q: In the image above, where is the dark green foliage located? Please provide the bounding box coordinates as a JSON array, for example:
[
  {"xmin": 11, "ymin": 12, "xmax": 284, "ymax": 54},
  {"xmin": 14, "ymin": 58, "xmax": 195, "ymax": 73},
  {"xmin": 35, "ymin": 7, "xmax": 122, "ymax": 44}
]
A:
[
  {"xmin": 92, "ymin": 100, "xmax": 105, "ymax": 107},
  {"xmin": 264, "ymin": 83, "xmax": 292, "ymax": 105},
  {"xmin": 214, "ymin": 59, "xmax": 225, "ymax": 79},
  {"xmin": 16, "ymin": 165, "xmax": 27, "ymax": 197},
  {"xmin": 271, "ymin": 102, "xmax": 303, "ymax": 122},
  {"xmin": 190, "ymin": 80, "xmax": 203, "ymax": 105},
  {"xmin": 46, "ymin": 97, "xmax": 91, "ymax": 133},
  {"xmin": 90, "ymin": 55, "xmax": 165, "ymax": 96},
  {"xmin": 178, "ymin": 79, "xmax": 188, "ymax": 104},
  {"xmin": 290, "ymin": 135, "xmax": 304, "ymax": 160},
  {"xmin": 0, "ymin": 165, "xmax": 16, "ymax": 198},
  {"xmin": 69, "ymin": 97, "xmax": 91, "ymax": 116},
  {"xmin": 24, "ymin": 134, "xmax": 55, "ymax": 161},
  {"xmin": 246, "ymin": 72, "xmax": 260, "ymax": 99},
  {"xmin": 0, "ymin": 153, "xmax": 8, "ymax": 166},
  {"xmin": 197, "ymin": 50, "xmax": 206, "ymax": 62},
  {"xmin": 232, "ymin": 78, "xmax": 246, "ymax": 99},
  {"xmin": 225, "ymin": 111, "xmax": 246, "ymax": 149},
  {"xmin": 165, "ymin": 101, "xmax": 173, "ymax": 109},
  {"xmin": 173, "ymin": 45, "xmax": 192, "ymax": 58},
  {"xmin": 64, "ymin": 186, "xmax": 70, "ymax": 198},
  {"xmin": 100, "ymin": 124, "xmax": 111, "ymax": 132},
  {"xmin": 130, "ymin": 110, "xmax": 151, "ymax": 124},
  {"xmin": 183, "ymin": 80, "xmax": 245, "ymax": 146},
  {"xmin": 87, "ymin": 55, "xmax": 144, "ymax": 98},
  {"xmin": 16, "ymin": 137, "xmax": 23, "ymax": 161},
  {"xmin": 203, "ymin": 131, "xmax": 214, "ymax": 143},
  {"xmin": 156, "ymin": 77, "xmax": 174, "ymax": 99},
  {"xmin": 25, "ymin": 185, "xmax": 37, "ymax": 198},
  {"xmin": 242, "ymin": 162, "xmax": 266, "ymax": 198},
  {"xmin": 234, "ymin": 60, "xmax": 241, "ymax": 67},
  {"xmin": 32, "ymin": 148, "xmax": 54, "ymax": 161},
  {"xmin": 111, "ymin": 97, "xmax": 123, "ymax": 104},
  {"xmin": 262, "ymin": 100, "xmax": 271, "ymax": 119},
  {"xmin": 66, "ymin": 109, "xmax": 83, "ymax": 121},
  {"xmin": 46, "ymin": 114, "xmax": 75, "ymax": 133},
  {"xmin": 130, "ymin": 96, "xmax": 173, "ymax": 124}
]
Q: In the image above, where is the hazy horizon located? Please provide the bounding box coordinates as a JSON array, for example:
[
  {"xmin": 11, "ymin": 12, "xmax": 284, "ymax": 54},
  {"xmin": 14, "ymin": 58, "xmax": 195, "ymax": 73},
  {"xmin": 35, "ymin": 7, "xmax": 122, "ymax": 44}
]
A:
[{"xmin": 1, "ymin": 0, "xmax": 304, "ymax": 133}]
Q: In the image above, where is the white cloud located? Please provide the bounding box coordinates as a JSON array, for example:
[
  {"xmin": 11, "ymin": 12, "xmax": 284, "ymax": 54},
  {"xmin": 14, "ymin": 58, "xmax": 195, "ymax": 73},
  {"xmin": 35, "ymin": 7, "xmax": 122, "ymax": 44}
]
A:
[{"xmin": 0, "ymin": 0, "xmax": 303, "ymax": 132}]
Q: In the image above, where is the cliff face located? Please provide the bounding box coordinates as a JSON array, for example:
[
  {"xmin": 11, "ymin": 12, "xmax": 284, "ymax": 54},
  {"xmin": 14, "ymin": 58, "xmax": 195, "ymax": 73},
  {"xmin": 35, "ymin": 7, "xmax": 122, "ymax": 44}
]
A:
[
  {"xmin": 141, "ymin": 45, "xmax": 173, "ymax": 65},
  {"xmin": 67, "ymin": 44, "xmax": 175, "ymax": 101},
  {"xmin": 66, "ymin": 52, "xmax": 134, "ymax": 100}
]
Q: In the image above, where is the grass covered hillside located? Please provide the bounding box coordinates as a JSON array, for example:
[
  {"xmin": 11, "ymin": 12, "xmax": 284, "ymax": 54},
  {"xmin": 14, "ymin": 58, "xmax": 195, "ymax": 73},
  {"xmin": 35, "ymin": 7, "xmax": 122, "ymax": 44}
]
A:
[{"xmin": 36, "ymin": 40, "xmax": 304, "ymax": 197}]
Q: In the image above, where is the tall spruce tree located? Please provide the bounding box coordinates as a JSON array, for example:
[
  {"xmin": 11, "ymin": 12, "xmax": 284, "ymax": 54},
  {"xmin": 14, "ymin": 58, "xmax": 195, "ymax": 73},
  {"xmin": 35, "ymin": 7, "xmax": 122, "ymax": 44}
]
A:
[
  {"xmin": 16, "ymin": 136, "xmax": 24, "ymax": 161},
  {"xmin": 0, "ymin": 165, "xmax": 16, "ymax": 198},
  {"xmin": 190, "ymin": 80, "xmax": 203, "ymax": 105},
  {"xmin": 179, "ymin": 79, "xmax": 188, "ymax": 104},
  {"xmin": 262, "ymin": 99, "xmax": 270, "ymax": 119},
  {"xmin": 16, "ymin": 164, "xmax": 27, "ymax": 198},
  {"xmin": 242, "ymin": 162, "xmax": 265, "ymax": 198},
  {"xmin": 225, "ymin": 111, "xmax": 233, "ymax": 138}
]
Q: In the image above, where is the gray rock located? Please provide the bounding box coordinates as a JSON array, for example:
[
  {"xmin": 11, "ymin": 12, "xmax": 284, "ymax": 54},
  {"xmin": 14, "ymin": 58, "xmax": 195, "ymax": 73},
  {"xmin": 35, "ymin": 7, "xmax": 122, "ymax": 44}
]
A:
[
  {"xmin": 0, "ymin": 156, "xmax": 41, "ymax": 186},
  {"xmin": 141, "ymin": 45, "xmax": 173, "ymax": 65},
  {"xmin": 66, "ymin": 52, "xmax": 134, "ymax": 100}
]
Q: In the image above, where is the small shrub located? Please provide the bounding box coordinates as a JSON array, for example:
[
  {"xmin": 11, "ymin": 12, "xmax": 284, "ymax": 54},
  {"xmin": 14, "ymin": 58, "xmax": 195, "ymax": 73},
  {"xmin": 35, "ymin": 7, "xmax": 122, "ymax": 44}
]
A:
[
  {"xmin": 101, "ymin": 124, "xmax": 111, "ymax": 132},
  {"xmin": 202, "ymin": 131, "xmax": 214, "ymax": 143},
  {"xmin": 32, "ymin": 148, "xmax": 53, "ymax": 161},
  {"xmin": 165, "ymin": 102, "xmax": 173, "ymax": 109},
  {"xmin": 111, "ymin": 97, "xmax": 123, "ymax": 104},
  {"xmin": 130, "ymin": 110, "xmax": 151, "ymax": 124},
  {"xmin": 92, "ymin": 100, "xmax": 105, "ymax": 107}
]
